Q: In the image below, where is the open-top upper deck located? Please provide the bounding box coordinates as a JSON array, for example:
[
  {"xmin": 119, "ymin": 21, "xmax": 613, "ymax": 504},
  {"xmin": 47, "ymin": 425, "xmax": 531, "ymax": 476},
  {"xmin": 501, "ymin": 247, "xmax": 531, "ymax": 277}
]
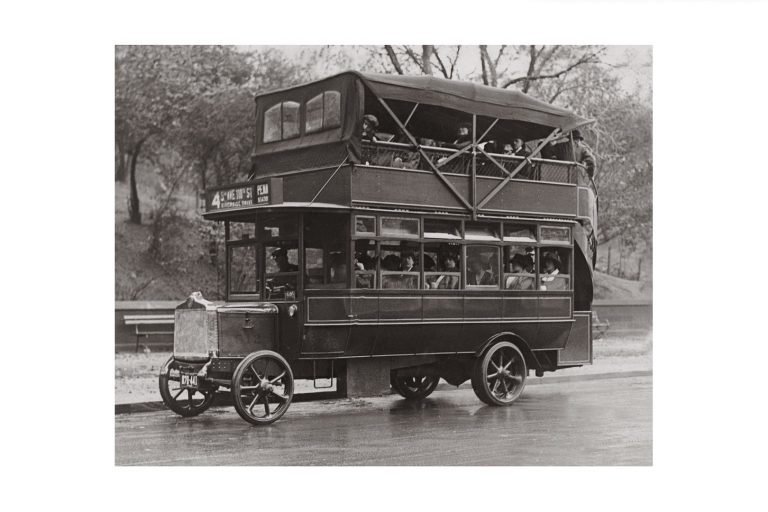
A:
[{"xmin": 203, "ymin": 71, "xmax": 597, "ymax": 233}]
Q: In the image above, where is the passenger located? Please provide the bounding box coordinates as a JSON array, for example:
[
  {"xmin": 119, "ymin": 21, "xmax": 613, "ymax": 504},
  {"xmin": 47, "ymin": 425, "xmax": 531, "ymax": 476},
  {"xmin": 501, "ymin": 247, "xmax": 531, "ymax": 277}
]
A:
[
  {"xmin": 467, "ymin": 257, "xmax": 494, "ymax": 286},
  {"xmin": 423, "ymin": 255, "xmax": 436, "ymax": 272},
  {"xmin": 540, "ymin": 251, "xmax": 566, "ymax": 291},
  {"xmin": 382, "ymin": 254, "xmax": 402, "ymax": 272},
  {"xmin": 451, "ymin": 123, "xmax": 472, "ymax": 149},
  {"xmin": 441, "ymin": 254, "xmax": 460, "ymax": 289},
  {"xmin": 271, "ymin": 248, "xmax": 298, "ymax": 272},
  {"xmin": 401, "ymin": 252, "xmax": 418, "ymax": 272},
  {"xmin": 505, "ymin": 254, "xmax": 534, "ymax": 290},
  {"xmin": 571, "ymin": 129, "xmax": 596, "ymax": 178},
  {"xmin": 541, "ymin": 139, "xmax": 560, "ymax": 160},
  {"xmin": 361, "ymin": 114, "xmax": 379, "ymax": 142},
  {"xmin": 503, "ymin": 138, "xmax": 532, "ymax": 177}
]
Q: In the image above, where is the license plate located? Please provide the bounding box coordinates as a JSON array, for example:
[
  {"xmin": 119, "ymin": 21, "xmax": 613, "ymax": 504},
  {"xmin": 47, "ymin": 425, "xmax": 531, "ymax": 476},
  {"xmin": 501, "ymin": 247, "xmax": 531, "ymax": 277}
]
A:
[{"xmin": 180, "ymin": 372, "xmax": 198, "ymax": 389}]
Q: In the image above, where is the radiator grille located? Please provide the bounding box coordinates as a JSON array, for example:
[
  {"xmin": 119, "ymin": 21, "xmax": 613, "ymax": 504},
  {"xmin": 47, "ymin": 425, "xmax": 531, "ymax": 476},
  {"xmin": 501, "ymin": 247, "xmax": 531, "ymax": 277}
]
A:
[{"xmin": 174, "ymin": 309, "xmax": 209, "ymax": 360}]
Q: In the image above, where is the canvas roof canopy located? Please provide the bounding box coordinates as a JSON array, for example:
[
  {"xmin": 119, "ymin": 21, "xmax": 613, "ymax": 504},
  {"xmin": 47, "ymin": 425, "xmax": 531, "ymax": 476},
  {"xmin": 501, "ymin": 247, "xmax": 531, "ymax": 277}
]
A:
[{"xmin": 251, "ymin": 71, "xmax": 593, "ymax": 175}]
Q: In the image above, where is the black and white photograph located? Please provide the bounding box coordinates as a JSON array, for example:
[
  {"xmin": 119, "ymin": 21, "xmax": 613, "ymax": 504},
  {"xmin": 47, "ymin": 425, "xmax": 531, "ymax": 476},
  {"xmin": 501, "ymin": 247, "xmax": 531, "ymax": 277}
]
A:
[
  {"xmin": 6, "ymin": 1, "xmax": 768, "ymax": 509},
  {"xmin": 113, "ymin": 44, "xmax": 652, "ymax": 465}
]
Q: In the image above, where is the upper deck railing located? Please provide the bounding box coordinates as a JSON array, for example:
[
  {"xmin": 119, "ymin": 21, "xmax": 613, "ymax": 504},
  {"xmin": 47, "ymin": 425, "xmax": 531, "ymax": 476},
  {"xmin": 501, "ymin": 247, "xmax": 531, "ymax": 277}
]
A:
[{"xmin": 360, "ymin": 140, "xmax": 596, "ymax": 190}]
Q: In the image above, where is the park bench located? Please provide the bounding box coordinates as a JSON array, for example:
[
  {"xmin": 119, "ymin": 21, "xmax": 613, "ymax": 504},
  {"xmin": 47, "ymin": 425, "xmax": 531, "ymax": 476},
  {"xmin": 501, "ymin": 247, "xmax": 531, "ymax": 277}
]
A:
[
  {"xmin": 591, "ymin": 311, "xmax": 610, "ymax": 339},
  {"xmin": 124, "ymin": 314, "xmax": 175, "ymax": 352}
]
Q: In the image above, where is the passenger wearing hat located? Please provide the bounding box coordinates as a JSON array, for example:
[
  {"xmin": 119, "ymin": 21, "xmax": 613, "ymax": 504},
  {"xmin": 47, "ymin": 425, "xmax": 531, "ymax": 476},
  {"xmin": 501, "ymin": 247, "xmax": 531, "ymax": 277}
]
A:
[
  {"xmin": 361, "ymin": 114, "xmax": 379, "ymax": 142},
  {"xmin": 572, "ymin": 129, "xmax": 596, "ymax": 178},
  {"xmin": 539, "ymin": 251, "xmax": 566, "ymax": 291},
  {"xmin": 271, "ymin": 247, "xmax": 298, "ymax": 273},
  {"xmin": 503, "ymin": 137, "xmax": 533, "ymax": 178},
  {"xmin": 505, "ymin": 253, "xmax": 535, "ymax": 290},
  {"xmin": 451, "ymin": 123, "xmax": 472, "ymax": 149}
]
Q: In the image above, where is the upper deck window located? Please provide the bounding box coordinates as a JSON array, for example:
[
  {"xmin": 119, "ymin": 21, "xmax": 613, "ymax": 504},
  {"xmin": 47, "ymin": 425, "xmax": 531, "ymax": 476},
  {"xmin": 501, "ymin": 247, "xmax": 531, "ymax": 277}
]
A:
[
  {"xmin": 354, "ymin": 215, "xmax": 376, "ymax": 236},
  {"xmin": 305, "ymin": 90, "xmax": 341, "ymax": 134},
  {"xmin": 263, "ymin": 101, "xmax": 300, "ymax": 143},
  {"xmin": 503, "ymin": 224, "xmax": 537, "ymax": 243},
  {"xmin": 424, "ymin": 219, "xmax": 461, "ymax": 240},
  {"xmin": 465, "ymin": 222, "xmax": 501, "ymax": 241},
  {"xmin": 381, "ymin": 217, "xmax": 420, "ymax": 238},
  {"xmin": 540, "ymin": 226, "xmax": 571, "ymax": 244}
]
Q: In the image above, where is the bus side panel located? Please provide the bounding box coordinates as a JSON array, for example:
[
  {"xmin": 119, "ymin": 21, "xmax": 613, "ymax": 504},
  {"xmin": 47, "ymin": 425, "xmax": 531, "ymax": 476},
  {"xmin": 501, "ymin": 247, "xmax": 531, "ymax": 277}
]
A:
[
  {"xmin": 558, "ymin": 311, "xmax": 592, "ymax": 365},
  {"xmin": 535, "ymin": 322, "xmax": 573, "ymax": 350}
]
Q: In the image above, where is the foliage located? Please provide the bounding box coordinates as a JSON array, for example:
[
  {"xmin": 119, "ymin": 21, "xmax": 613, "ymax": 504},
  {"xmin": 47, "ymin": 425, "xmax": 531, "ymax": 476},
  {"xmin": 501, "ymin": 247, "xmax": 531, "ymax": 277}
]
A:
[{"xmin": 115, "ymin": 45, "xmax": 255, "ymax": 223}]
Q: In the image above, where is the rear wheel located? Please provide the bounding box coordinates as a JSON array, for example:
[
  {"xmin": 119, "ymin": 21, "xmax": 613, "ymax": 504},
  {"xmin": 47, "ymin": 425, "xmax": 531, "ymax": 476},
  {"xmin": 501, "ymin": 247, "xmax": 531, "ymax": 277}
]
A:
[
  {"xmin": 390, "ymin": 375, "xmax": 440, "ymax": 400},
  {"xmin": 232, "ymin": 351, "xmax": 294, "ymax": 426},
  {"xmin": 471, "ymin": 342, "xmax": 527, "ymax": 406},
  {"xmin": 158, "ymin": 357, "xmax": 215, "ymax": 417}
]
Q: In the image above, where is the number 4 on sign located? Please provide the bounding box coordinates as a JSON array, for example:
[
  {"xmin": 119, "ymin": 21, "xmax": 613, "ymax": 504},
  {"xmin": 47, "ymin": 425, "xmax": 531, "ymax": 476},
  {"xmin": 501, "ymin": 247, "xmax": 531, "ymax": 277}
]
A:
[{"xmin": 211, "ymin": 192, "xmax": 220, "ymax": 209}]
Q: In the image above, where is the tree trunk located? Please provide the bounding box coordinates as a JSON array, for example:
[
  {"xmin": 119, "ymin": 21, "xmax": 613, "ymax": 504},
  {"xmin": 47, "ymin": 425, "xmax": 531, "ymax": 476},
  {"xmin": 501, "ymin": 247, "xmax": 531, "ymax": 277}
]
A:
[
  {"xmin": 128, "ymin": 143, "xmax": 143, "ymax": 224},
  {"xmin": 421, "ymin": 45, "xmax": 433, "ymax": 75},
  {"xmin": 200, "ymin": 156, "xmax": 208, "ymax": 191},
  {"xmin": 115, "ymin": 143, "xmax": 128, "ymax": 182}
]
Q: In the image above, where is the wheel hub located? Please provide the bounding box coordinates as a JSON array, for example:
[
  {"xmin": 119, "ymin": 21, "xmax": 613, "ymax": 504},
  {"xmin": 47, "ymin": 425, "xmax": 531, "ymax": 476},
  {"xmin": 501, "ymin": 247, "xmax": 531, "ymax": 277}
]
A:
[{"xmin": 260, "ymin": 379, "xmax": 273, "ymax": 393}]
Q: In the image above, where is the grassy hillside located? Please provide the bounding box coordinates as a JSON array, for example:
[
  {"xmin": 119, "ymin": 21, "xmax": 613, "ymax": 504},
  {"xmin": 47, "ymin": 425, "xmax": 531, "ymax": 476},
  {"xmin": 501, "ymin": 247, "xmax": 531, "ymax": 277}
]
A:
[{"xmin": 115, "ymin": 165, "xmax": 223, "ymax": 301}]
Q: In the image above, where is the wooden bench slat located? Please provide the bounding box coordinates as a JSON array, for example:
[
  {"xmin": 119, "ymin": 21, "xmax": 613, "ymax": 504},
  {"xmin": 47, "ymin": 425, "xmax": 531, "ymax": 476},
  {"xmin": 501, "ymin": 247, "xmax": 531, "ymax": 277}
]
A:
[{"xmin": 126, "ymin": 319, "xmax": 175, "ymax": 325}]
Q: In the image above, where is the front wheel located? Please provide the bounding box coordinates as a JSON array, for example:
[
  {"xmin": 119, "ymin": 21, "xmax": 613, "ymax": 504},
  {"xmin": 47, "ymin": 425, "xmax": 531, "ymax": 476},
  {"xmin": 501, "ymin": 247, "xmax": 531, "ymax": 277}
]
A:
[
  {"xmin": 390, "ymin": 375, "xmax": 440, "ymax": 400},
  {"xmin": 158, "ymin": 357, "xmax": 215, "ymax": 417},
  {"xmin": 471, "ymin": 342, "xmax": 527, "ymax": 406},
  {"xmin": 231, "ymin": 351, "xmax": 294, "ymax": 426}
]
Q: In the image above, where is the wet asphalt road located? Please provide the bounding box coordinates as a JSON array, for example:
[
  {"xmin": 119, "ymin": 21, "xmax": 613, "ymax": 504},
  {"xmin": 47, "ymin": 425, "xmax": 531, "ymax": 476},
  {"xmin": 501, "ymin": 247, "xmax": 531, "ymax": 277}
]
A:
[{"xmin": 115, "ymin": 376, "xmax": 651, "ymax": 465}]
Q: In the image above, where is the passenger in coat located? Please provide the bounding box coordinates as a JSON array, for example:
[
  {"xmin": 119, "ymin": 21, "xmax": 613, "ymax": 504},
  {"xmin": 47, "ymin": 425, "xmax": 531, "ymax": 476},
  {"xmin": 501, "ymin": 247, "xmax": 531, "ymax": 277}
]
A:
[
  {"xmin": 467, "ymin": 257, "xmax": 495, "ymax": 286},
  {"xmin": 571, "ymin": 129, "xmax": 596, "ymax": 178}
]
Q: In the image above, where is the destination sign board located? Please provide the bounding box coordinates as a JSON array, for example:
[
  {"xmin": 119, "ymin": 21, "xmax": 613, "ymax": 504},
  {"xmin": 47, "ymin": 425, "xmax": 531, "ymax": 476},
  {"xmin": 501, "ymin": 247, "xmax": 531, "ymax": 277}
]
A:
[
  {"xmin": 209, "ymin": 185, "xmax": 254, "ymax": 210},
  {"xmin": 206, "ymin": 178, "xmax": 283, "ymax": 212}
]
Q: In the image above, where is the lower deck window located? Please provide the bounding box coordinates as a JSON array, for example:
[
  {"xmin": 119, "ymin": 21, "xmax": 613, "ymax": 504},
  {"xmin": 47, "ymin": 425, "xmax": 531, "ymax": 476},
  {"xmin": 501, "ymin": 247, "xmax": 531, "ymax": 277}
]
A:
[
  {"xmin": 380, "ymin": 241, "xmax": 420, "ymax": 289},
  {"xmin": 265, "ymin": 242, "xmax": 298, "ymax": 300},
  {"xmin": 424, "ymin": 242, "xmax": 461, "ymax": 289},
  {"xmin": 354, "ymin": 239, "xmax": 377, "ymax": 289},
  {"xmin": 504, "ymin": 245, "xmax": 536, "ymax": 290},
  {"xmin": 466, "ymin": 245, "xmax": 499, "ymax": 288},
  {"xmin": 229, "ymin": 244, "xmax": 259, "ymax": 294},
  {"xmin": 539, "ymin": 247, "xmax": 571, "ymax": 291}
]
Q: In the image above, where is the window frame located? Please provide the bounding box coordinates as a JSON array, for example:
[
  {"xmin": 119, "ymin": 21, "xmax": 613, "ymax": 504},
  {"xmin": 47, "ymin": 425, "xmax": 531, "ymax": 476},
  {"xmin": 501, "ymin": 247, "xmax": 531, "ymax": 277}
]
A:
[
  {"xmin": 380, "ymin": 216, "xmax": 421, "ymax": 239},
  {"xmin": 226, "ymin": 239, "xmax": 261, "ymax": 300},
  {"xmin": 262, "ymin": 101, "xmax": 302, "ymax": 144},
  {"xmin": 464, "ymin": 244, "xmax": 501, "ymax": 290},
  {"xmin": 305, "ymin": 90, "xmax": 342, "ymax": 135}
]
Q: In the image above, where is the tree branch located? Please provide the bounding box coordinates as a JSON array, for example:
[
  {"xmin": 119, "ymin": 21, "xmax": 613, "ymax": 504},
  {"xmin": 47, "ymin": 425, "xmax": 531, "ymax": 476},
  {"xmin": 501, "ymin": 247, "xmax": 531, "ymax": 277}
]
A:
[
  {"xmin": 432, "ymin": 47, "xmax": 450, "ymax": 78},
  {"xmin": 479, "ymin": 45, "xmax": 489, "ymax": 85},
  {"xmin": 383, "ymin": 45, "xmax": 404, "ymax": 74},
  {"xmin": 502, "ymin": 51, "xmax": 600, "ymax": 89},
  {"xmin": 448, "ymin": 45, "xmax": 461, "ymax": 79}
]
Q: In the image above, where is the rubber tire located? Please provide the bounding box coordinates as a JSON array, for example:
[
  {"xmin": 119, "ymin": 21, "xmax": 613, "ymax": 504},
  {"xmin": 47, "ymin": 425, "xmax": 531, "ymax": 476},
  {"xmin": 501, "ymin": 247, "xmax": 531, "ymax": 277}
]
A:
[
  {"xmin": 390, "ymin": 375, "xmax": 440, "ymax": 400},
  {"xmin": 158, "ymin": 356, "xmax": 215, "ymax": 417},
  {"xmin": 231, "ymin": 350, "xmax": 294, "ymax": 426},
  {"xmin": 471, "ymin": 342, "xmax": 527, "ymax": 406}
]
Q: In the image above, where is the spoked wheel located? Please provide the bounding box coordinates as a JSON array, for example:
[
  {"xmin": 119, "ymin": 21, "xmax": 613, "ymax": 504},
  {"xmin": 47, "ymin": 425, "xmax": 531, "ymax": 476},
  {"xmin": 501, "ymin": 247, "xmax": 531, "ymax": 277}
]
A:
[
  {"xmin": 390, "ymin": 375, "xmax": 440, "ymax": 400},
  {"xmin": 231, "ymin": 351, "xmax": 294, "ymax": 426},
  {"xmin": 471, "ymin": 342, "xmax": 527, "ymax": 406},
  {"xmin": 158, "ymin": 357, "xmax": 216, "ymax": 417}
]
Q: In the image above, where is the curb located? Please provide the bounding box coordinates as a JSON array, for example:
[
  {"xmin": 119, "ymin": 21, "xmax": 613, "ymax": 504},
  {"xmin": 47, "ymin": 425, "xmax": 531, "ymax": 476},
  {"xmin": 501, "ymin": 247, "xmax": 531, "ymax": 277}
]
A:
[{"xmin": 115, "ymin": 370, "xmax": 651, "ymax": 415}]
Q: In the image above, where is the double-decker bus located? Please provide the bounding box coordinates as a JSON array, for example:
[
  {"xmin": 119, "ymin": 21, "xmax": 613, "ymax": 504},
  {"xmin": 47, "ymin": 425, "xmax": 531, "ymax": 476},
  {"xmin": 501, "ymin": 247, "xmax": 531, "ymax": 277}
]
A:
[{"xmin": 160, "ymin": 71, "xmax": 599, "ymax": 426}]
